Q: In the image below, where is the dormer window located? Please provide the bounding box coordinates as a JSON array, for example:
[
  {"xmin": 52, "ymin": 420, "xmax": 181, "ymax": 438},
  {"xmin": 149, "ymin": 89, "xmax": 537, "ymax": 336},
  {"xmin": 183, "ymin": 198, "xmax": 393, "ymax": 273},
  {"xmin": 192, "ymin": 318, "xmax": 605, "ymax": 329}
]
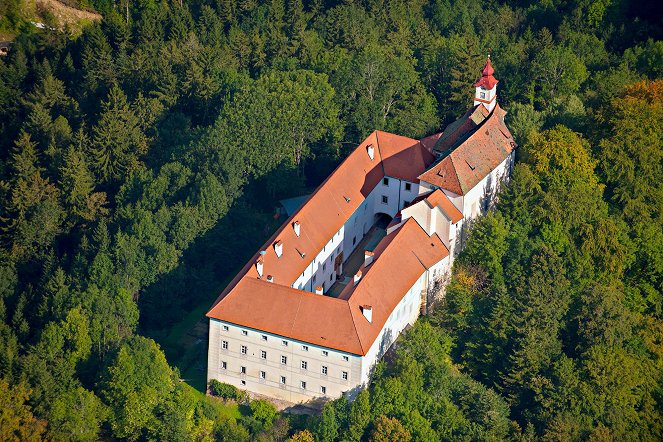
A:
[{"xmin": 274, "ymin": 241, "xmax": 283, "ymax": 258}]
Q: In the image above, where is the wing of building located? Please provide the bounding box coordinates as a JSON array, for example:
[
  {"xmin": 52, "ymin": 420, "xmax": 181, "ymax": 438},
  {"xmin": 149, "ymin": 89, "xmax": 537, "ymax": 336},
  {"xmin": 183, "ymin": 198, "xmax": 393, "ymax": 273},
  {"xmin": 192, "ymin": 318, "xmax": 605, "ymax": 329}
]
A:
[{"xmin": 206, "ymin": 57, "xmax": 516, "ymax": 403}]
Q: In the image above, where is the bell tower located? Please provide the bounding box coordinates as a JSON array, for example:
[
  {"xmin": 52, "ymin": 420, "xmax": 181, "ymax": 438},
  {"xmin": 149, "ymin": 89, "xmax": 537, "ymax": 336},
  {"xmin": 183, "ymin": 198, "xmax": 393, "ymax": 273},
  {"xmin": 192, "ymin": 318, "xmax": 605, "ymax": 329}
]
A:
[{"xmin": 473, "ymin": 55, "xmax": 498, "ymax": 112}]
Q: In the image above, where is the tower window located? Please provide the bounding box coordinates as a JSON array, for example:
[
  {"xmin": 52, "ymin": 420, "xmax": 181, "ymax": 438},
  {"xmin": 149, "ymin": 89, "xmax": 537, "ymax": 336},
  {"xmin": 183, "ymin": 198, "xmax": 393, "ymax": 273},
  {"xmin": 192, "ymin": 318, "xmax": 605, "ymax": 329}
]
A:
[
  {"xmin": 383, "ymin": 177, "xmax": 389, "ymax": 186},
  {"xmin": 382, "ymin": 195, "xmax": 388, "ymax": 204},
  {"xmin": 480, "ymin": 92, "xmax": 486, "ymax": 99},
  {"xmin": 405, "ymin": 182, "xmax": 412, "ymax": 191}
]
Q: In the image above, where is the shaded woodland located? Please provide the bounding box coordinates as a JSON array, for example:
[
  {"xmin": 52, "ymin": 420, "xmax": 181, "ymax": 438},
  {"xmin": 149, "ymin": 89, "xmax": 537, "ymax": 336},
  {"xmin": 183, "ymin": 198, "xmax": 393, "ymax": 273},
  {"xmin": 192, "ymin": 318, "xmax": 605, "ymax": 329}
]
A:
[{"xmin": 0, "ymin": 0, "xmax": 661, "ymax": 440}]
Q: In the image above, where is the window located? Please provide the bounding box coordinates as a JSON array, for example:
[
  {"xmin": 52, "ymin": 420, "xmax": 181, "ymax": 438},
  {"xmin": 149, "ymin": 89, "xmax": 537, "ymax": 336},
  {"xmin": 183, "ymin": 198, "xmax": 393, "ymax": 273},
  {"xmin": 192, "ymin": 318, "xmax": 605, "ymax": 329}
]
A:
[
  {"xmin": 322, "ymin": 350, "xmax": 329, "ymax": 357},
  {"xmin": 241, "ymin": 330, "xmax": 248, "ymax": 336},
  {"xmin": 300, "ymin": 381, "xmax": 307, "ymax": 390},
  {"xmin": 302, "ymin": 345, "xmax": 309, "ymax": 351},
  {"xmin": 282, "ymin": 340, "xmax": 288, "ymax": 346},
  {"xmin": 321, "ymin": 366, "xmax": 328, "ymax": 375},
  {"xmin": 323, "ymin": 263, "xmax": 327, "ymax": 272},
  {"xmin": 223, "ymin": 325, "xmax": 229, "ymax": 331},
  {"xmin": 301, "ymin": 361, "xmax": 308, "ymax": 370},
  {"xmin": 405, "ymin": 182, "xmax": 412, "ymax": 191},
  {"xmin": 221, "ymin": 361, "xmax": 227, "ymax": 369},
  {"xmin": 342, "ymin": 371, "xmax": 348, "ymax": 380},
  {"xmin": 352, "ymin": 236, "xmax": 356, "ymax": 245},
  {"xmin": 222, "ymin": 340, "xmax": 228, "ymax": 350},
  {"xmin": 281, "ymin": 355, "xmax": 287, "ymax": 365},
  {"xmin": 261, "ymin": 350, "xmax": 267, "ymax": 359},
  {"xmin": 382, "ymin": 195, "xmax": 388, "ymax": 204},
  {"xmin": 240, "ymin": 366, "xmax": 246, "ymax": 374},
  {"xmin": 240, "ymin": 345, "xmax": 247, "ymax": 355},
  {"xmin": 313, "ymin": 274, "xmax": 317, "ymax": 283},
  {"xmin": 260, "ymin": 371, "xmax": 266, "ymax": 379},
  {"xmin": 280, "ymin": 376, "xmax": 286, "ymax": 384},
  {"xmin": 342, "ymin": 356, "xmax": 349, "ymax": 362},
  {"xmin": 241, "ymin": 380, "xmax": 246, "ymax": 386},
  {"xmin": 261, "ymin": 335, "xmax": 268, "ymax": 341},
  {"xmin": 480, "ymin": 91, "xmax": 486, "ymax": 99},
  {"xmin": 321, "ymin": 386, "xmax": 327, "ymax": 394},
  {"xmin": 403, "ymin": 200, "xmax": 410, "ymax": 207},
  {"xmin": 330, "ymin": 274, "xmax": 333, "ymax": 282},
  {"xmin": 383, "ymin": 177, "xmax": 389, "ymax": 186}
]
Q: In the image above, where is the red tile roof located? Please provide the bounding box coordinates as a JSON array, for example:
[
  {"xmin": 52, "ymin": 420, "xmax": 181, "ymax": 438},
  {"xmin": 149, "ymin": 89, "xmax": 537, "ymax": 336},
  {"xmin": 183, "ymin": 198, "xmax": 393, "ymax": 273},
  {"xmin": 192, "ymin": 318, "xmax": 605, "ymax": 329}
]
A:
[
  {"xmin": 207, "ymin": 131, "xmax": 439, "ymax": 354},
  {"xmin": 418, "ymin": 104, "xmax": 516, "ymax": 196},
  {"xmin": 474, "ymin": 58, "xmax": 498, "ymax": 90},
  {"xmin": 341, "ymin": 217, "xmax": 449, "ymax": 351},
  {"xmin": 401, "ymin": 189, "xmax": 463, "ymax": 224},
  {"xmin": 425, "ymin": 189, "xmax": 463, "ymax": 223}
]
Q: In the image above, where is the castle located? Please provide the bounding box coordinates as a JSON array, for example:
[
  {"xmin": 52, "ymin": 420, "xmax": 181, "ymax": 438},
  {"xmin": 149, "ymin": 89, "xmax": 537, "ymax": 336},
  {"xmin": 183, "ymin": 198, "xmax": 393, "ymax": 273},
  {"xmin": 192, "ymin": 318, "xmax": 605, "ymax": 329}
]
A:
[{"xmin": 206, "ymin": 58, "xmax": 516, "ymax": 403}]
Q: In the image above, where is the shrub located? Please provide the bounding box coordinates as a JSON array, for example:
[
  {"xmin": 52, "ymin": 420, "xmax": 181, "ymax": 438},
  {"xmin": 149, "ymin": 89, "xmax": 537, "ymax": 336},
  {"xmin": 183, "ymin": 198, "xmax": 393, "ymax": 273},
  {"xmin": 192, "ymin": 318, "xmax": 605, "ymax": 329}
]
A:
[{"xmin": 209, "ymin": 380, "xmax": 240, "ymax": 400}]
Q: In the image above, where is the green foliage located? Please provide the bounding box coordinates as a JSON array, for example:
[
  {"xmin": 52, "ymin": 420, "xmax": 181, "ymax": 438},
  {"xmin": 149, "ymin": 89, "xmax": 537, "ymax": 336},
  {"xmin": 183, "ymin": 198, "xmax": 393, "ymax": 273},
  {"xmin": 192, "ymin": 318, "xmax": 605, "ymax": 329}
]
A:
[
  {"xmin": 100, "ymin": 336, "xmax": 176, "ymax": 439},
  {"xmin": 0, "ymin": 378, "xmax": 45, "ymax": 442},
  {"xmin": 0, "ymin": 0, "xmax": 660, "ymax": 439},
  {"xmin": 208, "ymin": 379, "xmax": 240, "ymax": 400}
]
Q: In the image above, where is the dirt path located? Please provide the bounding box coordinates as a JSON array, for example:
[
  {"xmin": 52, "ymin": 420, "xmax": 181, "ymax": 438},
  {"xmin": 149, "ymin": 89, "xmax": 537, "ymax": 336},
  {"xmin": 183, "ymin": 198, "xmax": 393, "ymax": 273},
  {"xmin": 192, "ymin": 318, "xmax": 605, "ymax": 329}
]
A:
[{"xmin": 36, "ymin": 0, "xmax": 102, "ymax": 28}]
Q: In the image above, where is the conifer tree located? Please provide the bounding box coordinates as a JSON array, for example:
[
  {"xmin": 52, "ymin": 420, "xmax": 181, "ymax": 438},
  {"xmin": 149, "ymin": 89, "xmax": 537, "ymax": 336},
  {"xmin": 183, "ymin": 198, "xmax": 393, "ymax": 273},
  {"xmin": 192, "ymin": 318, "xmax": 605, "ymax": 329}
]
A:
[{"xmin": 90, "ymin": 85, "xmax": 148, "ymax": 183}]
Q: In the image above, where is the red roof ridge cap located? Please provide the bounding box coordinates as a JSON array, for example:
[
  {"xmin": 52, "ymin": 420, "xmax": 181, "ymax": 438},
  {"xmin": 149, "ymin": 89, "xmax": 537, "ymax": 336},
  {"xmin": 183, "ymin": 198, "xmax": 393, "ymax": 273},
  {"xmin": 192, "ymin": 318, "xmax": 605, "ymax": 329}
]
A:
[{"xmin": 345, "ymin": 301, "xmax": 366, "ymax": 354}]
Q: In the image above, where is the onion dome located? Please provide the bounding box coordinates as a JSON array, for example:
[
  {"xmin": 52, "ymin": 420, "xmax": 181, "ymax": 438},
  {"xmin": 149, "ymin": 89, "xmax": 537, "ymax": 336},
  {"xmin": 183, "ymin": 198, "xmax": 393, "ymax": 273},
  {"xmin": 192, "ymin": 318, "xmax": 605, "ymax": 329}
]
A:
[{"xmin": 474, "ymin": 57, "xmax": 498, "ymax": 89}]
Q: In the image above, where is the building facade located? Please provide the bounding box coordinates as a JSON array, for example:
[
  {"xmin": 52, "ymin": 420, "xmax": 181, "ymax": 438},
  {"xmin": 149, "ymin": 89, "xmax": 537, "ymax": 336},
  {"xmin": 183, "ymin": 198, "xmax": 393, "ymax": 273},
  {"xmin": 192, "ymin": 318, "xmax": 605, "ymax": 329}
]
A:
[{"xmin": 206, "ymin": 58, "xmax": 516, "ymax": 403}]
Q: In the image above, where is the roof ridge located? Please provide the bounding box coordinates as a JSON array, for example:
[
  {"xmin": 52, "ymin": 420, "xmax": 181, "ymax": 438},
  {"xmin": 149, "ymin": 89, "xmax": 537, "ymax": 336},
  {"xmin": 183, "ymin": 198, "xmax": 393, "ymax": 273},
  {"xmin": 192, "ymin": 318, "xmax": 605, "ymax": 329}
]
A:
[
  {"xmin": 374, "ymin": 131, "xmax": 387, "ymax": 177},
  {"xmin": 345, "ymin": 300, "xmax": 365, "ymax": 354},
  {"xmin": 288, "ymin": 296, "xmax": 304, "ymax": 337},
  {"xmin": 447, "ymin": 155, "xmax": 463, "ymax": 191}
]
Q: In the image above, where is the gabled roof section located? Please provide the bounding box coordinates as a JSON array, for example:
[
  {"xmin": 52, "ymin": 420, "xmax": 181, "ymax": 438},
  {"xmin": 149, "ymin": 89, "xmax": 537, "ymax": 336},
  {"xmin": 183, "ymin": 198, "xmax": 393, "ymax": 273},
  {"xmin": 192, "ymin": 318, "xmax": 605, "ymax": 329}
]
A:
[
  {"xmin": 339, "ymin": 218, "xmax": 449, "ymax": 351},
  {"xmin": 433, "ymin": 105, "xmax": 490, "ymax": 154},
  {"xmin": 376, "ymin": 131, "xmax": 436, "ymax": 182},
  {"xmin": 418, "ymin": 104, "xmax": 516, "ymax": 195},
  {"xmin": 207, "ymin": 131, "xmax": 438, "ymax": 355},
  {"xmin": 207, "ymin": 277, "xmax": 364, "ymax": 354},
  {"xmin": 425, "ymin": 189, "xmax": 463, "ymax": 223}
]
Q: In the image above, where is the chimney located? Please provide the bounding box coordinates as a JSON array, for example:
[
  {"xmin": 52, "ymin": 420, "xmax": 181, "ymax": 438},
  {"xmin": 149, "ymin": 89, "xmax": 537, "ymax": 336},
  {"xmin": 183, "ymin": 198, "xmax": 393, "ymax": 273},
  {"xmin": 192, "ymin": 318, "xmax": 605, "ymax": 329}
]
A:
[
  {"xmin": 353, "ymin": 270, "xmax": 362, "ymax": 286},
  {"xmin": 274, "ymin": 240, "xmax": 283, "ymax": 258},
  {"xmin": 266, "ymin": 275, "xmax": 274, "ymax": 283},
  {"xmin": 364, "ymin": 251, "xmax": 374, "ymax": 267},
  {"xmin": 360, "ymin": 305, "xmax": 372, "ymax": 323},
  {"xmin": 367, "ymin": 143, "xmax": 375, "ymax": 160},
  {"xmin": 293, "ymin": 221, "xmax": 301, "ymax": 237},
  {"xmin": 256, "ymin": 257, "xmax": 264, "ymax": 277},
  {"xmin": 315, "ymin": 286, "xmax": 323, "ymax": 295}
]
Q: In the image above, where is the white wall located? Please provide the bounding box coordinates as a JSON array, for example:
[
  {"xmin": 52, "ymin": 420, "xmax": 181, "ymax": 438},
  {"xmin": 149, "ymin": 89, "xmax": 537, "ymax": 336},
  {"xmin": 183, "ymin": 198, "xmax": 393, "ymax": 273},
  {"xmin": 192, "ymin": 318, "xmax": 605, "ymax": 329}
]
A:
[
  {"xmin": 208, "ymin": 320, "xmax": 362, "ymax": 403},
  {"xmin": 461, "ymin": 152, "xmax": 514, "ymax": 221},
  {"xmin": 359, "ymin": 272, "xmax": 425, "ymax": 386},
  {"xmin": 292, "ymin": 177, "xmax": 419, "ymax": 294}
]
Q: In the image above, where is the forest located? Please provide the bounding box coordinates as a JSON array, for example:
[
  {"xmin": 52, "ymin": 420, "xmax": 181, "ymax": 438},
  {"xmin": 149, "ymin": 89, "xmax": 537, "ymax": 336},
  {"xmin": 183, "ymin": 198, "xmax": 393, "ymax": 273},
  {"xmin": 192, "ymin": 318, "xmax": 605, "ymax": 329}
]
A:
[{"xmin": 0, "ymin": 0, "xmax": 661, "ymax": 440}]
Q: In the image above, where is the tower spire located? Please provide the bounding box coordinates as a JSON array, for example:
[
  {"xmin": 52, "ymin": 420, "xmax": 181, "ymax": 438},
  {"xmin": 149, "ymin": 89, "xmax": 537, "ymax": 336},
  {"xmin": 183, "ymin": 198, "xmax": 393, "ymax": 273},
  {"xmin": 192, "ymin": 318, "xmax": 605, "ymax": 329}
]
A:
[{"xmin": 473, "ymin": 55, "xmax": 498, "ymax": 112}]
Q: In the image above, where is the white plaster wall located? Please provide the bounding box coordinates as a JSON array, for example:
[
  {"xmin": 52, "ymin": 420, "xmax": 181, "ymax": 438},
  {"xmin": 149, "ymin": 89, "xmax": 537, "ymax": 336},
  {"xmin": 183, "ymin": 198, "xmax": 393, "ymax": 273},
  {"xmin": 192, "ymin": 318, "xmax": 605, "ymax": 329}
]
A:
[
  {"xmin": 208, "ymin": 320, "xmax": 362, "ymax": 403},
  {"xmin": 461, "ymin": 153, "xmax": 513, "ymax": 221},
  {"xmin": 295, "ymin": 177, "xmax": 419, "ymax": 294},
  {"xmin": 359, "ymin": 272, "xmax": 425, "ymax": 386}
]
